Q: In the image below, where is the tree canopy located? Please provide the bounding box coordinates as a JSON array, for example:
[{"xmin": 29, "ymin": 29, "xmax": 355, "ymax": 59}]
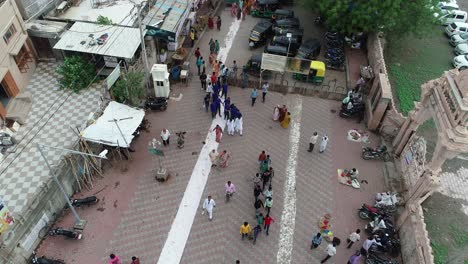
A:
[
  {"xmin": 56, "ymin": 56, "xmax": 95, "ymax": 93},
  {"xmin": 303, "ymin": 0, "xmax": 441, "ymax": 35}
]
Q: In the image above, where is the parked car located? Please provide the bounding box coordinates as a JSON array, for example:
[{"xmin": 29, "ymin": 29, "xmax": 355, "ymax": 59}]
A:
[
  {"xmin": 439, "ymin": 10, "xmax": 467, "ymax": 25},
  {"xmin": 450, "ymin": 32, "xmax": 468, "ymax": 46},
  {"xmin": 437, "ymin": 1, "xmax": 460, "ymax": 15},
  {"xmin": 453, "ymin": 54, "xmax": 468, "ymax": 70},
  {"xmin": 454, "ymin": 43, "xmax": 468, "ymax": 55},
  {"xmin": 296, "ymin": 38, "xmax": 321, "ymax": 59},
  {"xmin": 445, "ymin": 22, "xmax": 468, "ymax": 36}
]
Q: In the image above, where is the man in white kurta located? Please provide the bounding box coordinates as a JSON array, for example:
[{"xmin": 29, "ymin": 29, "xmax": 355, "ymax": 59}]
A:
[
  {"xmin": 234, "ymin": 115, "xmax": 243, "ymax": 136},
  {"xmin": 202, "ymin": 195, "xmax": 216, "ymax": 220},
  {"xmin": 227, "ymin": 119, "xmax": 235, "ymax": 135}
]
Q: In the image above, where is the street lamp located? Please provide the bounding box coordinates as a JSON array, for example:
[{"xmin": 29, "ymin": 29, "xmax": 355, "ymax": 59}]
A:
[
  {"xmin": 37, "ymin": 143, "xmax": 108, "ymax": 230},
  {"xmin": 280, "ymin": 32, "xmax": 292, "ymax": 89}
]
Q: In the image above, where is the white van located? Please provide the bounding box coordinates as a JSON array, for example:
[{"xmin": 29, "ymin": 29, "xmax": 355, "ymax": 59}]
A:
[
  {"xmin": 440, "ymin": 10, "xmax": 468, "ymax": 25},
  {"xmin": 445, "ymin": 22, "xmax": 468, "ymax": 36}
]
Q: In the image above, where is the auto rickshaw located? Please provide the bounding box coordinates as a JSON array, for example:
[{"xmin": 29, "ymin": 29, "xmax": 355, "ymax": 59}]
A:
[
  {"xmin": 271, "ymin": 9, "xmax": 294, "ymax": 22},
  {"xmin": 271, "ymin": 35, "xmax": 301, "ymax": 53},
  {"xmin": 264, "ymin": 43, "xmax": 295, "ymax": 57},
  {"xmin": 292, "ymin": 60, "xmax": 325, "ymax": 84},
  {"xmin": 274, "ymin": 27, "xmax": 304, "ymax": 42},
  {"xmin": 296, "ymin": 38, "xmax": 321, "ymax": 60},
  {"xmin": 251, "ymin": 0, "xmax": 280, "ymax": 18},
  {"xmin": 243, "ymin": 54, "xmax": 271, "ymax": 78},
  {"xmin": 249, "ymin": 21, "xmax": 274, "ymax": 49},
  {"xmin": 272, "ymin": 17, "xmax": 301, "ymax": 30}
]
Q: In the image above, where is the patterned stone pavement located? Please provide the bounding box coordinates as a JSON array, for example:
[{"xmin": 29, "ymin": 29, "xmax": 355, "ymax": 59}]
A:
[
  {"xmin": 38, "ymin": 7, "xmax": 387, "ymax": 264},
  {"xmin": 0, "ymin": 63, "xmax": 103, "ymax": 215}
]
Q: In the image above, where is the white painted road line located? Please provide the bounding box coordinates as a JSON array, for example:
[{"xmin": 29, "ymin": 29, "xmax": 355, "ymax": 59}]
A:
[
  {"xmin": 157, "ymin": 16, "xmax": 241, "ymax": 264},
  {"xmin": 276, "ymin": 96, "xmax": 303, "ymax": 264}
]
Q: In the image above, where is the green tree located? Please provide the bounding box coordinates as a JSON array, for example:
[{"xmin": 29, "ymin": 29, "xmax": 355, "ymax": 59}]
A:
[
  {"xmin": 56, "ymin": 56, "xmax": 95, "ymax": 93},
  {"xmin": 97, "ymin": 15, "xmax": 113, "ymax": 25},
  {"xmin": 112, "ymin": 72, "xmax": 145, "ymax": 106},
  {"xmin": 303, "ymin": 0, "xmax": 440, "ymax": 36}
]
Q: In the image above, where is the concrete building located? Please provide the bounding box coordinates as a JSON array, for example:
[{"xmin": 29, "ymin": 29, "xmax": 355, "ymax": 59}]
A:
[{"xmin": 0, "ymin": 0, "xmax": 36, "ymax": 121}]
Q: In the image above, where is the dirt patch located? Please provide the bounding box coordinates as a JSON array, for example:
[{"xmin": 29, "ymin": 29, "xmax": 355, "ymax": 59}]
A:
[{"xmin": 423, "ymin": 192, "xmax": 468, "ymax": 264}]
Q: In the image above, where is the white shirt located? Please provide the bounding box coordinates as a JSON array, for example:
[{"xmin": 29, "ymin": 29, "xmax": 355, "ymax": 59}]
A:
[
  {"xmin": 206, "ymin": 83, "xmax": 213, "ymax": 93},
  {"xmin": 325, "ymin": 244, "xmax": 336, "ymax": 256},
  {"xmin": 262, "ymin": 83, "xmax": 269, "ymax": 93},
  {"xmin": 203, "ymin": 198, "xmax": 216, "ymax": 211},
  {"xmin": 363, "ymin": 238, "xmax": 377, "ymax": 250},
  {"xmin": 349, "ymin": 232, "xmax": 360, "ymax": 242},
  {"xmin": 161, "ymin": 130, "xmax": 170, "ymax": 140},
  {"xmin": 309, "ymin": 134, "xmax": 319, "ymax": 144}
]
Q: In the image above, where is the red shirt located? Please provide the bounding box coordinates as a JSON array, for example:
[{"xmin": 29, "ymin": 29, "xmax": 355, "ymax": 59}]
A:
[
  {"xmin": 264, "ymin": 216, "xmax": 274, "ymax": 225},
  {"xmin": 195, "ymin": 50, "xmax": 201, "ymax": 57},
  {"xmin": 131, "ymin": 258, "xmax": 140, "ymax": 264},
  {"xmin": 258, "ymin": 153, "xmax": 266, "ymax": 161},
  {"xmin": 211, "ymin": 74, "xmax": 217, "ymax": 84}
]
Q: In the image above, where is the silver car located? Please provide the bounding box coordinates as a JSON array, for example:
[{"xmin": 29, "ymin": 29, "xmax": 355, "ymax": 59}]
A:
[{"xmin": 450, "ymin": 32, "xmax": 468, "ymax": 46}]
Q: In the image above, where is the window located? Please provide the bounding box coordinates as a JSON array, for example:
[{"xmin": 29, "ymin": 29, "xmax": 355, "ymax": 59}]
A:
[
  {"xmin": 156, "ymin": 81, "xmax": 164, "ymax": 86},
  {"xmin": 3, "ymin": 24, "xmax": 17, "ymax": 45}
]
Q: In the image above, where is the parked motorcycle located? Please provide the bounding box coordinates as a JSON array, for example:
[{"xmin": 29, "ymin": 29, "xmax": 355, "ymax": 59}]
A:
[
  {"xmin": 31, "ymin": 251, "xmax": 66, "ymax": 264},
  {"xmin": 365, "ymin": 217, "xmax": 396, "ymax": 236},
  {"xmin": 370, "ymin": 234, "xmax": 401, "ymax": 257},
  {"xmin": 358, "ymin": 203, "xmax": 390, "ymax": 220},
  {"xmin": 366, "ymin": 252, "xmax": 399, "ymax": 264},
  {"xmin": 71, "ymin": 196, "xmax": 99, "ymax": 207},
  {"xmin": 144, "ymin": 97, "xmax": 168, "ymax": 111},
  {"xmin": 339, "ymin": 105, "xmax": 365, "ymax": 121},
  {"xmin": 47, "ymin": 227, "xmax": 82, "ymax": 240},
  {"xmin": 176, "ymin": 131, "xmax": 186, "ymax": 149},
  {"xmin": 362, "ymin": 145, "xmax": 390, "ymax": 161}
]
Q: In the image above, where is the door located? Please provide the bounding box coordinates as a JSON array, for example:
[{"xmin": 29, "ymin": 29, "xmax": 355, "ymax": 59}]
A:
[
  {"xmin": 1, "ymin": 72, "xmax": 19, "ymax": 98},
  {"xmin": 30, "ymin": 36, "xmax": 54, "ymax": 59}
]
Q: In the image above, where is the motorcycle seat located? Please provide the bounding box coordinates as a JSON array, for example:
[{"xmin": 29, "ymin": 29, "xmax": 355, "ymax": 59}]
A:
[{"xmin": 364, "ymin": 204, "xmax": 378, "ymax": 213}]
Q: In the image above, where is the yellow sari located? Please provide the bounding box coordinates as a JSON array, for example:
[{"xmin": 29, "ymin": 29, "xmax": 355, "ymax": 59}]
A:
[{"xmin": 281, "ymin": 114, "xmax": 291, "ymax": 128}]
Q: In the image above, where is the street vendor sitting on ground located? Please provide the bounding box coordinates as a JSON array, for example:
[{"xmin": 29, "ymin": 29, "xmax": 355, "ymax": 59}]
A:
[{"xmin": 348, "ymin": 168, "xmax": 359, "ymax": 180}]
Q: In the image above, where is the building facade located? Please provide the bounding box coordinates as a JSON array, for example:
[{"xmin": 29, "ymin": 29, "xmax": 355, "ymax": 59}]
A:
[{"xmin": 0, "ymin": 0, "xmax": 36, "ymax": 120}]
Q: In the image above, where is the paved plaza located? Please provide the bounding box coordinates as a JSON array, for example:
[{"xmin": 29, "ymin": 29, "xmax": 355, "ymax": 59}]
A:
[{"xmin": 37, "ymin": 7, "xmax": 389, "ymax": 264}]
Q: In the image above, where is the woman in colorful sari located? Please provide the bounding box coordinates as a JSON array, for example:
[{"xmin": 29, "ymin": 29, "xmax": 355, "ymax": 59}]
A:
[
  {"xmin": 219, "ymin": 150, "xmax": 231, "ymax": 168},
  {"xmin": 280, "ymin": 112, "xmax": 291, "ymax": 128},
  {"xmin": 213, "ymin": 124, "xmax": 223, "ymax": 143},
  {"xmin": 208, "ymin": 16, "xmax": 214, "ymax": 29}
]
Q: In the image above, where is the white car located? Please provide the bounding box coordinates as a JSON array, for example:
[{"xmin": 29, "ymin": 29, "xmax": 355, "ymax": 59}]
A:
[
  {"xmin": 445, "ymin": 22, "xmax": 468, "ymax": 36},
  {"xmin": 454, "ymin": 43, "xmax": 468, "ymax": 55},
  {"xmin": 439, "ymin": 10, "xmax": 467, "ymax": 25},
  {"xmin": 453, "ymin": 54, "xmax": 468, "ymax": 70},
  {"xmin": 449, "ymin": 32, "xmax": 468, "ymax": 46},
  {"xmin": 438, "ymin": 1, "xmax": 460, "ymax": 15}
]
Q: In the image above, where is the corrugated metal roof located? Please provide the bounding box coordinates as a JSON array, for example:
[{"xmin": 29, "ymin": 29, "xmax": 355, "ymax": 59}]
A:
[
  {"xmin": 53, "ymin": 22, "xmax": 141, "ymax": 59},
  {"xmin": 143, "ymin": 0, "xmax": 189, "ymax": 33}
]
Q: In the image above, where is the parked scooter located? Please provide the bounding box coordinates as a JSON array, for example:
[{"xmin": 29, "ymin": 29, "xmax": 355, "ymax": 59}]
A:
[
  {"xmin": 47, "ymin": 227, "xmax": 82, "ymax": 240},
  {"xmin": 370, "ymin": 233, "xmax": 401, "ymax": 257},
  {"xmin": 144, "ymin": 97, "xmax": 168, "ymax": 111},
  {"xmin": 339, "ymin": 103, "xmax": 365, "ymax": 121},
  {"xmin": 71, "ymin": 196, "xmax": 99, "ymax": 207},
  {"xmin": 362, "ymin": 145, "xmax": 390, "ymax": 161},
  {"xmin": 176, "ymin": 131, "xmax": 186, "ymax": 149},
  {"xmin": 365, "ymin": 217, "xmax": 396, "ymax": 236},
  {"xmin": 31, "ymin": 251, "xmax": 66, "ymax": 264}
]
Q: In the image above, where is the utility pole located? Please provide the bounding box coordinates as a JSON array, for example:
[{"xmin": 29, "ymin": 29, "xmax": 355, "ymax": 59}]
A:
[{"xmin": 136, "ymin": 2, "xmax": 151, "ymax": 94}]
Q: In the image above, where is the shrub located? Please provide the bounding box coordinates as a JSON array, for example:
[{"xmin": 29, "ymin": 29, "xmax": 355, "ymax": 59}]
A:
[{"xmin": 56, "ymin": 56, "xmax": 96, "ymax": 93}]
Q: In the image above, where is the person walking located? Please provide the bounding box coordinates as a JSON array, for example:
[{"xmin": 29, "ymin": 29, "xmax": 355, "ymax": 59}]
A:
[
  {"xmin": 225, "ymin": 180, "xmax": 236, "ymax": 201},
  {"xmin": 227, "ymin": 118, "xmax": 235, "ymax": 135},
  {"xmin": 234, "ymin": 113, "xmax": 243, "ymax": 136},
  {"xmin": 197, "ymin": 56, "xmax": 203, "ymax": 75},
  {"xmin": 109, "ymin": 254, "xmax": 122, "ymax": 264},
  {"xmin": 190, "ymin": 29, "xmax": 195, "ymax": 47},
  {"xmin": 258, "ymin": 150, "xmax": 267, "ymax": 166},
  {"xmin": 200, "ymin": 71, "xmax": 207, "ymax": 90},
  {"xmin": 261, "ymin": 81, "xmax": 269, "ymax": 103},
  {"xmin": 252, "ymin": 224, "xmax": 262, "ymax": 244},
  {"xmin": 273, "ymin": 105, "xmax": 280, "ymax": 121},
  {"xmin": 204, "ymin": 94, "xmax": 210, "ymax": 112},
  {"xmin": 215, "ymin": 39, "xmax": 220, "ymax": 55},
  {"xmin": 202, "ymin": 195, "xmax": 216, "ymax": 220},
  {"xmin": 224, "ymin": 97, "xmax": 231, "ymax": 120},
  {"xmin": 194, "ymin": 47, "xmax": 201, "ymax": 59},
  {"xmin": 131, "ymin": 256, "xmax": 140, "ymax": 264},
  {"xmin": 254, "ymin": 198, "xmax": 264, "ymax": 217},
  {"xmin": 264, "ymin": 214, "xmax": 274, "ymax": 235},
  {"xmin": 254, "ymin": 184, "xmax": 262, "ymax": 201},
  {"xmin": 240, "ymin": 222, "xmax": 252, "ymax": 240},
  {"xmin": 251, "ymin": 87, "xmax": 258, "ymax": 106},
  {"xmin": 211, "ymin": 71, "xmax": 217, "ymax": 85},
  {"xmin": 210, "ymin": 102, "xmax": 217, "ymax": 119},
  {"xmin": 214, "ymin": 96, "xmax": 222, "ymax": 117},
  {"xmin": 262, "ymin": 169, "xmax": 272, "ymax": 190},
  {"xmin": 347, "ymin": 251, "xmax": 361, "ymax": 264},
  {"xmin": 214, "ymin": 60, "xmax": 220, "ymax": 76},
  {"xmin": 208, "ymin": 16, "xmax": 214, "ymax": 29},
  {"xmin": 206, "ymin": 81, "xmax": 213, "ymax": 96},
  {"xmin": 213, "ymin": 124, "xmax": 223, "ymax": 143},
  {"xmin": 222, "ymin": 82, "xmax": 228, "ymax": 98},
  {"xmin": 209, "ymin": 38, "xmax": 215, "ymax": 54},
  {"xmin": 280, "ymin": 112, "xmax": 291, "ymax": 128},
  {"xmin": 308, "ymin": 132, "xmax": 319, "ymax": 152},
  {"xmin": 311, "ymin": 232, "xmax": 322, "ymax": 249},
  {"xmin": 257, "ymin": 212, "xmax": 264, "ymax": 228},
  {"xmin": 260, "ymin": 160, "xmax": 269, "ymax": 175},
  {"xmin": 321, "ymin": 242, "xmax": 337, "ymax": 263},
  {"xmin": 232, "ymin": 60, "xmax": 238, "ymax": 78},
  {"xmin": 263, "ymin": 185, "xmax": 273, "ymax": 199},
  {"xmin": 202, "ymin": 60, "xmax": 206, "ymax": 74},
  {"xmin": 216, "ymin": 16, "xmax": 222, "ymax": 30},
  {"xmin": 347, "ymin": 229, "xmax": 361, "ymax": 249},
  {"xmin": 264, "ymin": 196, "xmax": 273, "ymax": 214},
  {"xmin": 253, "ymin": 173, "xmax": 262, "ymax": 189},
  {"xmin": 209, "ymin": 149, "xmax": 219, "ymax": 167},
  {"xmin": 219, "ymin": 150, "xmax": 230, "ymax": 167},
  {"xmin": 319, "ymin": 135, "xmax": 329, "ymax": 153},
  {"xmin": 161, "ymin": 128, "xmax": 171, "ymax": 146}
]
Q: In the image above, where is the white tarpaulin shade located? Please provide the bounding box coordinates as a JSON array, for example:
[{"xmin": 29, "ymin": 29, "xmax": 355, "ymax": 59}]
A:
[{"xmin": 81, "ymin": 101, "xmax": 145, "ymax": 147}]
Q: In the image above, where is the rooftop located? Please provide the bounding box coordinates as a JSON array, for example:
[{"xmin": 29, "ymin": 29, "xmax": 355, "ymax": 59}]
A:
[
  {"xmin": 53, "ymin": 22, "xmax": 141, "ymax": 59},
  {"xmin": 143, "ymin": 0, "xmax": 189, "ymax": 35},
  {"xmin": 46, "ymin": 0, "xmax": 145, "ymax": 27}
]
